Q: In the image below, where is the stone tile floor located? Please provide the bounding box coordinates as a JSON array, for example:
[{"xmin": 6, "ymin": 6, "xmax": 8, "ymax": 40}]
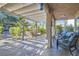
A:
[
  {"xmin": 0, "ymin": 35, "xmax": 79, "ymax": 56},
  {"xmin": 0, "ymin": 38, "xmax": 47, "ymax": 56},
  {"xmin": 41, "ymin": 39, "xmax": 79, "ymax": 56}
]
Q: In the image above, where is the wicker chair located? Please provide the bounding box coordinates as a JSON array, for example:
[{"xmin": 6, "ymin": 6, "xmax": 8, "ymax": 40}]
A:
[{"xmin": 56, "ymin": 32, "xmax": 79, "ymax": 55}]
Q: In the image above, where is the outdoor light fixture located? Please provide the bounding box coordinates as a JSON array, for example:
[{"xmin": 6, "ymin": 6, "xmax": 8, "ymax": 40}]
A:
[{"xmin": 39, "ymin": 3, "xmax": 44, "ymax": 10}]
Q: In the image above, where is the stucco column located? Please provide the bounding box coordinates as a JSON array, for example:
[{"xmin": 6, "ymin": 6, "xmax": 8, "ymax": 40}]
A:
[
  {"xmin": 46, "ymin": 13, "xmax": 53, "ymax": 48},
  {"xmin": 45, "ymin": 4, "xmax": 53, "ymax": 48}
]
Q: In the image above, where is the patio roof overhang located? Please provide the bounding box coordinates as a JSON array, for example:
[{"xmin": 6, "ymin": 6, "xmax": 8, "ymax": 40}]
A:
[
  {"xmin": 0, "ymin": 3, "xmax": 79, "ymax": 20},
  {"xmin": 0, "ymin": 3, "xmax": 46, "ymax": 21},
  {"xmin": 47, "ymin": 3, "xmax": 79, "ymax": 20}
]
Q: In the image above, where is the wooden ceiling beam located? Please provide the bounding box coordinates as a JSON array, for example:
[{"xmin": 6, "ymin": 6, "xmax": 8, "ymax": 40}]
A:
[{"xmin": 11, "ymin": 3, "xmax": 33, "ymax": 12}]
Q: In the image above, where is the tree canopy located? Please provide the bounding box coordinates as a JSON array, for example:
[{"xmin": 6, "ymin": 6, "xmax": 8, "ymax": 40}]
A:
[{"xmin": 0, "ymin": 11, "xmax": 18, "ymax": 25}]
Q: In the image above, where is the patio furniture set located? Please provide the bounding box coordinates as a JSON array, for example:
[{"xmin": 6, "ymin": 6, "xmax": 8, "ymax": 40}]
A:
[{"xmin": 55, "ymin": 30, "xmax": 79, "ymax": 55}]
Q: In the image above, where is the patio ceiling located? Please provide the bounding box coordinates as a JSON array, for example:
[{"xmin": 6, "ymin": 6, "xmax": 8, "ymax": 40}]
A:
[
  {"xmin": 48, "ymin": 3, "xmax": 79, "ymax": 19},
  {"xmin": 0, "ymin": 3, "xmax": 79, "ymax": 21},
  {"xmin": 0, "ymin": 3, "xmax": 46, "ymax": 21}
]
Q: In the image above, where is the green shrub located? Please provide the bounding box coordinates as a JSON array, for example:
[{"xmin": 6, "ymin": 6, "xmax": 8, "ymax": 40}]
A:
[
  {"xmin": 66, "ymin": 25, "xmax": 74, "ymax": 32},
  {"xmin": 25, "ymin": 27, "xmax": 31, "ymax": 31},
  {"xmin": 0, "ymin": 26, "xmax": 3, "ymax": 34},
  {"xmin": 56, "ymin": 25, "xmax": 62, "ymax": 33},
  {"xmin": 9, "ymin": 27, "xmax": 21, "ymax": 36},
  {"xmin": 38, "ymin": 26, "xmax": 46, "ymax": 34}
]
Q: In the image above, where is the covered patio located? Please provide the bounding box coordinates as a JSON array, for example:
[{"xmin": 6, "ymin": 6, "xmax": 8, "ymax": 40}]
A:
[
  {"xmin": 42, "ymin": 3, "xmax": 79, "ymax": 56},
  {"xmin": 0, "ymin": 3, "xmax": 79, "ymax": 56}
]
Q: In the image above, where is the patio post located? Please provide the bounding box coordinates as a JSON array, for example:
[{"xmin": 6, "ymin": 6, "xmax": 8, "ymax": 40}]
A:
[
  {"xmin": 74, "ymin": 18, "xmax": 77, "ymax": 32},
  {"xmin": 45, "ymin": 4, "xmax": 53, "ymax": 48},
  {"xmin": 52, "ymin": 11, "xmax": 56, "ymax": 45},
  {"xmin": 52, "ymin": 10, "xmax": 56, "ymax": 37},
  {"xmin": 21, "ymin": 20, "xmax": 25, "ymax": 40},
  {"xmin": 35, "ymin": 20, "xmax": 38, "ymax": 36}
]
